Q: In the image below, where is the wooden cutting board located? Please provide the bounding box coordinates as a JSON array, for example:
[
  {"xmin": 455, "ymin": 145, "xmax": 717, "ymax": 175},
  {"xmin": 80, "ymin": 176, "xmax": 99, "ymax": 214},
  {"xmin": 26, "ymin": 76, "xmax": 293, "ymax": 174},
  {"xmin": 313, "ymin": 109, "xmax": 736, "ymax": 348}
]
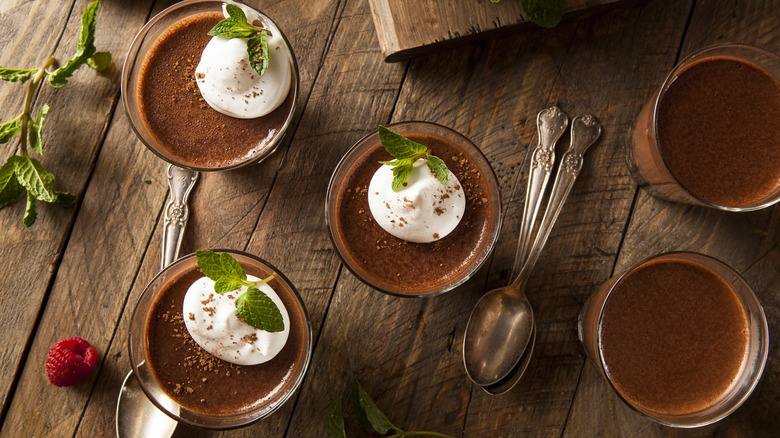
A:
[{"xmin": 368, "ymin": 0, "xmax": 636, "ymax": 62}]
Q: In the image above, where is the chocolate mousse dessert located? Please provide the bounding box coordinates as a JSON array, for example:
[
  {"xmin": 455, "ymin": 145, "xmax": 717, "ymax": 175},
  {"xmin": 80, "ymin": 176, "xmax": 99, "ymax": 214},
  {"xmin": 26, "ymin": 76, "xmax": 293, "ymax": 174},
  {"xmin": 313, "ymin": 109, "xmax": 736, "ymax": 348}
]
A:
[
  {"xmin": 130, "ymin": 251, "xmax": 311, "ymax": 426},
  {"xmin": 598, "ymin": 257, "xmax": 748, "ymax": 416},
  {"xmin": 126, "ymin": 2, "xmax": 297, "ymax": 169},
  {"xmin": 327, "ymin": 123, "xmax": 502, "ymax": 296}
]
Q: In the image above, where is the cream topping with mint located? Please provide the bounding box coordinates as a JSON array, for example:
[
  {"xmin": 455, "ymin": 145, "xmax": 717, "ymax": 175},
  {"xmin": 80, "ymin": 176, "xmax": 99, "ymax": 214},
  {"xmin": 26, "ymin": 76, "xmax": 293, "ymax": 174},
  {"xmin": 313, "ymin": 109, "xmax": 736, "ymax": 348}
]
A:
[
  {"xmin": 195, "ymin": 4, "xmax": 292, "ymax": 119},
  {"xmin": 367, "ymin": 126, "xmax": 465, "ymax": 243},
  {"xmin": 368, "ymin": 159, "xmax": 465, "ymax": 243},
  {"xmin": 184, "ymin": 251, "xmax": 288, "ymax": 366}
]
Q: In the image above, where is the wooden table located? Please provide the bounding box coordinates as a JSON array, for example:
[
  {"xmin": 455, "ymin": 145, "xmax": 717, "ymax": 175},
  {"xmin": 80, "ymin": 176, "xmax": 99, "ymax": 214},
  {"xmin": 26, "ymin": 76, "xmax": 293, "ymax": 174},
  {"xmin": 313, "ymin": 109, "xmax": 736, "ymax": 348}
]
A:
[{"xmin": 0, "ymin": 0, "xmax": 778, "ymax": 436}]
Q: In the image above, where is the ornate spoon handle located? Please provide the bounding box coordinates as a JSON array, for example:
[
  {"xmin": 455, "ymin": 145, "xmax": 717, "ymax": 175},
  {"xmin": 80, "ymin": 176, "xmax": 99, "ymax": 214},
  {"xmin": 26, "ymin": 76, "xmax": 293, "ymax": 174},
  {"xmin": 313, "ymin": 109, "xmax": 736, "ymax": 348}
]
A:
[
  {"xmin": 517, "ymin": 115, "xmax": 601, "ymax": 285},
  {"xmin": 513, "ymin": 107, "xmax": 569, "ymax": 279},
  {"xmin": 161, "ymin": 165, "xmax": 198, "ymax": 270}
]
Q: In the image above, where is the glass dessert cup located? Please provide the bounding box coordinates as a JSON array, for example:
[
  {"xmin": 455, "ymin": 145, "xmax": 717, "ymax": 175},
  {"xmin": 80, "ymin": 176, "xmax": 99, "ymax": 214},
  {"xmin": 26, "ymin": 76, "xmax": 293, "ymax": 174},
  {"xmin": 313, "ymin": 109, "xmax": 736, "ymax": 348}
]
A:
[
  {"xmin": 627, "ymin": 43, "xmax": 780, "ymax": 211},
  {"xmin": 121, "ymin": 0, "xmax": 299, "ymax": 171},
  {"xmin": 127, "ymin": 250, "xmax": 312, "ymax": 429},
  {"xmin": 578, "ymin": 252, "xmax": 769, "ymax": 428},
  {"xmin": 325, "ymin": 121, "xmax": 502, "ymax": 297}
]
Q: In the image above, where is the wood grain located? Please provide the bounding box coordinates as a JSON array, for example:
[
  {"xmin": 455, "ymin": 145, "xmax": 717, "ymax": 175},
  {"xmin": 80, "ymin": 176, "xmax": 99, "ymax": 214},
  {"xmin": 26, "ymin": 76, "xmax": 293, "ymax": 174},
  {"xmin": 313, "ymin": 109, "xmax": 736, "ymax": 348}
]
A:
[
  {"xmin": 0, "ymin": 0, "xmax": 778, "ymax": 436},
  {"xmin": 368, "ymin": 0, "xmax": 634, "ymax": 62}
]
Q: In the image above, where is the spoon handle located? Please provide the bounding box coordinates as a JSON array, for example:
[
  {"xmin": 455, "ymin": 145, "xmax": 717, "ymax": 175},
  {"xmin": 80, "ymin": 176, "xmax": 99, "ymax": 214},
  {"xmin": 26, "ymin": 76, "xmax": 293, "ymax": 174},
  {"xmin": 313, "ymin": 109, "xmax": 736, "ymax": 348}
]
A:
[
  {"xmin": 512, "ymin": 107, "xmax": 568, "ymax": 279},
  {"xmin": 514, "ymin": 115, "xmax": 601, "ymax": 285},
  {"xmin": 161, "ymin": 165, "xmax": 198, "ymax": 270}
]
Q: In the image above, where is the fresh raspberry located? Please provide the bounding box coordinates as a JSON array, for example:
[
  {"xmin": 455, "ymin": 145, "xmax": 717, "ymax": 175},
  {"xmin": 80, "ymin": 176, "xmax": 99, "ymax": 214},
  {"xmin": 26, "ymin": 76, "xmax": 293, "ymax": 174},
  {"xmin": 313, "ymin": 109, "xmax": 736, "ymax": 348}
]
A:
[{"xmin": 45, "ymin": 337, "xmax": 98, "ymax": 387}]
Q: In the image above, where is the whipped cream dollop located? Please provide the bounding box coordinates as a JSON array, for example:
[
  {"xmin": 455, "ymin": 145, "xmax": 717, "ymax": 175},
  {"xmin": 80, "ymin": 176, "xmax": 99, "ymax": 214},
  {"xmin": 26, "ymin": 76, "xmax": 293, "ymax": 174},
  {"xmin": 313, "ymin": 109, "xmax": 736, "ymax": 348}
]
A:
[
  {"xmin": 182, "ymin": 275, "xmax": 290, "ymax": 366},
  {"xmin": 368, "ymin": 159, "xmax": 466, "ymax": 243},
  {"xmin": 195, "ymin": 5, "xmax": 292, "ymax": 119}
]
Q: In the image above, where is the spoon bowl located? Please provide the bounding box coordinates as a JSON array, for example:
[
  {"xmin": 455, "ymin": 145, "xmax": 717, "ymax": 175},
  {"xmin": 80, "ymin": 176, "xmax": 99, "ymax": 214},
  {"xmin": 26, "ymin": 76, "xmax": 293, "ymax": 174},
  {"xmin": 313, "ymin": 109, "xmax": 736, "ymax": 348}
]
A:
[
  {"xmin": 482, "ymin": 325, "xmax": 537, "ymax": 395},
  {"xmin": 463, "ymin": 114, "xmax": 601, "ymax": 390},
  {"xmin": 463, "ymin": 286, "xmax": 534, "ymax": 386}
]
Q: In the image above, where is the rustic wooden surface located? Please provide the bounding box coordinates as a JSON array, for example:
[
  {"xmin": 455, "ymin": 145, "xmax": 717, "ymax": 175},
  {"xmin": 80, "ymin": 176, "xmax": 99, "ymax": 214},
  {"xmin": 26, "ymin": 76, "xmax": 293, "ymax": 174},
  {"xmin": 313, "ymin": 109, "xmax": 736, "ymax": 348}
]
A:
[
  {"xmin": 0, "ymin": 0, "xmax": 778, "ymax": 437},
  {"xmin": 367, "ymin": 0, "xmax": 632, "ymax": 62}
]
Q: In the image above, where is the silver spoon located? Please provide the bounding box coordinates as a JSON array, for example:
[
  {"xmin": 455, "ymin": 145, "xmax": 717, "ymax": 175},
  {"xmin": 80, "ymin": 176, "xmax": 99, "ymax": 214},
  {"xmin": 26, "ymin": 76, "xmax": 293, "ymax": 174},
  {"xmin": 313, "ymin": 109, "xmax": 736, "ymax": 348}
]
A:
[
  {"xmin": 463, "ymin": 115, "xmax": 601, "ymax": 388},
  {"xmin": 463, "ymin": 107, "xmax": 568, "ymax": 387},
  {"xmin": 116, "ymin": 164, "xmax": 198, "ymax": 438}
]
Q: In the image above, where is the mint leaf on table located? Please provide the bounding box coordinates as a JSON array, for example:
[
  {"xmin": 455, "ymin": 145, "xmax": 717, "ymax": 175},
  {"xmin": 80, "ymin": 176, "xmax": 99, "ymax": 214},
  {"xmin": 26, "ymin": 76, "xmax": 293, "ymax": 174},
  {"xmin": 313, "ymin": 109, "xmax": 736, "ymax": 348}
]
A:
[
  {"xmin": 522, "ymin": 0, "xmax": 566, "ymax": 28},
  {"xmin": 48, "ymin": 0, "xmax": 100, "ymax": 88},
  {"xmin": 196, "ymin": 250, "xmax": 283, "ymax": 332},
  {"xmin": 0, "ymin": 117, "xmax": 22, "ymax": 143},
  {"xmin": 351, "ymin": 379, "xmax": 397, "ymax": 435},
  {"xmin": 15, "ymin": 156, "xmax": 57, "ymax": 203},
  {"xmin": 23, "ymin": 191, "xmax": 37, "ymax": 228},
  {"xmin": 0, "ymin": 67, "xmax": 38, "ymax": 83},
  {"xmin": 236, "ymin": 287, "xmax": 285, "ymax": 332},
  {"xmin": 0, "ymin": 161, "xmax": 23, "ymax": 208},
  {"xmin": 87, "ymin": 51, "xmax": 111, "ymax": 71},
  {"xmin": 207, "ymin": 4, "xmax": 270, "ymax": 77},
  {"xmin": 377, "ymin": 125, "xmax": 450, "ymax": 191},
  {"xmin": 326, "ymin": 397, "xmax": 347, "ymax": 438},
  {"xmin": 28, "ymin": 104, "xmax": 49, "ymax": 155},
  {"xmin": 0, "ymin": 1, "xmax": 106, "ymax": 227}
]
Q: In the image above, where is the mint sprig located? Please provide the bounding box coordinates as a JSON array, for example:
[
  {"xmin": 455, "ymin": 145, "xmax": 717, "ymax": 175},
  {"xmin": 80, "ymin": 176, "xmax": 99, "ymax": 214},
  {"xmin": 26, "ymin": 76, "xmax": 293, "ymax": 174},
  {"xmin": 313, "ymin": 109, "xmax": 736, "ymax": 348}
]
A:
[
  {"xmin": 491, "ymin": 0, "xmax": 566, "ymax": 28},
  {"xmin": 377, "ymin": 125, "xmax": 450, "ymax": 192},
  {"xmin": 207, "ymin": 4, "xmax": 270, "ymax": 76},
  {"xmin": 0, "ymin": 0, "xmax": 110, "ymax": 227},
  {"xmin": 196, "ymin": 250, "xmax": 284, "ymax": 333},
  {"xmin": 326, "ymin": 379, "xmax": 454, "ymax": 438}
]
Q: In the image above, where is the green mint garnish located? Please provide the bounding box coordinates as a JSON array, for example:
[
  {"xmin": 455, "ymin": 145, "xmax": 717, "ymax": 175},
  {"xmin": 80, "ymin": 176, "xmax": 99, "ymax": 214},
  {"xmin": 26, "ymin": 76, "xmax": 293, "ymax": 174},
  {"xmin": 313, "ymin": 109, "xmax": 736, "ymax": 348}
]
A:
[
  {"xmin": 0, "ymin": 0, "xmax": 109, "ymax": 227},
  {"xmin": 326, "ymin": 379, "xmax": 454, "ymax": 438},
  {"xmin": 207, "ymin": 4, "xmax": 270, "ymax": 76},
  {"xmin": 491, "ymin": 0, "xmax": 566, "ymax": 28},
  {"xmin": 522, "ymin": 0, "xmax": 566, "ymax": 28},
  {"xmin": 377, "ymin": 125, "xmax": 450, "ymax": 192},
  {"xmin": 196, "ymin": 250, "xmax": 285, "ymax": 333}
]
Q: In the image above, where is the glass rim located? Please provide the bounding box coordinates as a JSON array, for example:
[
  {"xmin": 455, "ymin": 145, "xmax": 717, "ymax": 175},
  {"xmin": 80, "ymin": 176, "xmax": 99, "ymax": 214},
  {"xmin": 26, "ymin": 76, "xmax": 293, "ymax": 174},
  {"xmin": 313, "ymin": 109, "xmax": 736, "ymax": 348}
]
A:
[
  {"xmin": 324, "ymin": 121, "xmax": 503, "ymax": 298},
  {"xmin": 594, "ymin": 251, "xmax": 769, "ymax": 427},
  {"xmin": 650, "ymin": 42, "xmax": 780, "ymax": 211},
  {"xmin": 120, "ymin": 0, "xmax": 299, "ymax": 172},
  {"xmin": 127, "ymin": 249, "xmax": 313, "ymax": 429}
]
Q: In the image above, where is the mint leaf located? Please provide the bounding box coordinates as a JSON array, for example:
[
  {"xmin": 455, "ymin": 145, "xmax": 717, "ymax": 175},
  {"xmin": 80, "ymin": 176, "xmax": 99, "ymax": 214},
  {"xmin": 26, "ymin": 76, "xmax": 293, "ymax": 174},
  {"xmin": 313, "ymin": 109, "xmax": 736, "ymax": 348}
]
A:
[
  {"xmin": 0, "ymin": 67, "xmax": 38, "ymax": 83},
  {"xmin": 236, "ymin": 286, "xmax": 284, "ymax": 332},
  {"xmin": 522, "ymin": 0, "xmax": 565, "ymax": 28},
  {"xmin": 48, "ymin": 0, "xmax": 100, "ymax": 88},
  {"xmin": 52, "ymin": 191, "xmax": 77, "ymax": 206},
  {"xmin": 87, "ymin": 51, "xmax": 111, "ymax": 71},
  {"xmin": 0, "ymin": 117, "xmax": 21, "ymax": 144},
  {"xmin": 207, "ymin": 4, "xmax": 257, "ymax": 38},
  {"xmin": 14, "ymin": 156, "xmax": 56, "ymax": 203},
  {"xmin": 326, "ymin": 397, "xmax": 347, "ymax": 438},
  {"xmin": 0, "ymin": 160, "xmax": 23, "ymax": 208},
  {"xmin": 196, "ymin": 250, "xmax": 246, "ymax": 287},
  {"xmin": 214, "ymin": 276, "xmax": 243, "ymax": 294},
  {"xmin": 426, "ymin": 154, "xmax": 449, "ymax": 185},
  {"xmin": 351, "ymin": 380, "xmax": 397, "ymax": 435},
  {"xmin": 28, "ymin": 104, "xmax": 49, "ymax": 155},
  {"xmin": 377, "ymin": 126, "xmax": 451, "ymax": 191},
  {"xmin": 247, "ymin": 30, "xmax": 269, "ymax": 76},
  {"xmin": 390, "ymin": 165, "xmax": 413, "ymax": 191},
  {"xmin": 23, "ymin": 191, "xmax": 36, "ymax": 227},
  {"xmin": 378, "ymin": 125, "xmax": 427, "ymax": 159}
]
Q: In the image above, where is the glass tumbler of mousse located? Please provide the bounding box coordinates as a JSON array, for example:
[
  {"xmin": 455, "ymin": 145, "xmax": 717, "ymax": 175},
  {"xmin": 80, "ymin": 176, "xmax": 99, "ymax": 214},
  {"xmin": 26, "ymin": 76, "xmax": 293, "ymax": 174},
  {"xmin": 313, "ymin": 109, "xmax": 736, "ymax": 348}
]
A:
[
  {"xmin": 326, "ymin": 122, "xmax": 502, "ymax": 297},
  {"xmin": 128, "ymin": 250, "xmax": 312, "ymax": 429},
  {"xmin": 578, "ymin": 252, "xmax": 768, "ymax": 427},
  {"xmin": 122, "ymin": 0, "xmax": 298, "ymax": 171},
  {"xmin": 628, "ymin": 43, "xmax": 780, "ymax": 211}
]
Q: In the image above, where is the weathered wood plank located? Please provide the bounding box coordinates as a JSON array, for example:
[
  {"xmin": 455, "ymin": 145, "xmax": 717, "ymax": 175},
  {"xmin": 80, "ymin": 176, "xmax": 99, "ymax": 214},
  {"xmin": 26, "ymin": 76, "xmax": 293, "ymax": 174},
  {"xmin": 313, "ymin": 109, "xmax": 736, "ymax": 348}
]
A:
[
  {"xmin": 71, "ymin": 0, "xmax": 345, "ymax": 436},
  {"xmin": 564, "ymin": 0, "xmax": 780, "ymax": 436},
  {"xmin": 368, "ymin": 0, "xmax": 637, "ymax": 62}
]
